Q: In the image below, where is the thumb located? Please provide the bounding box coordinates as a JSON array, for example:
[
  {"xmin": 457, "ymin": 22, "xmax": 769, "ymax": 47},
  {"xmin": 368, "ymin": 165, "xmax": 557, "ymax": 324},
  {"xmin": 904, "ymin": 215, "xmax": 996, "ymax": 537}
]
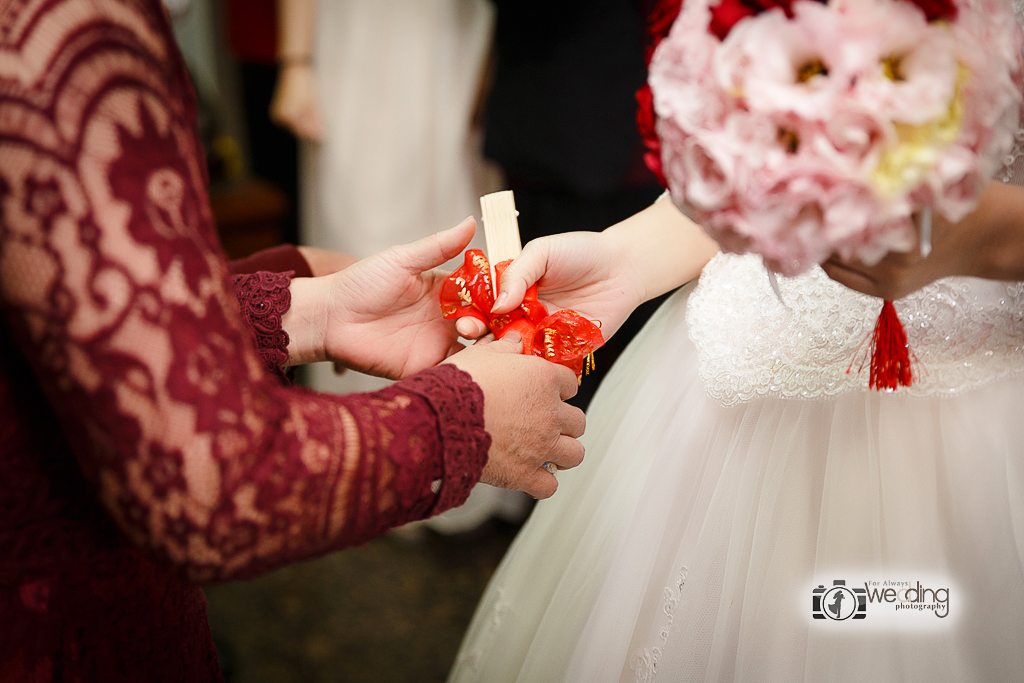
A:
[
  {"xmin": 456, "ymin": 317, "xmax": 490, "ymax": 339},
  {"xmin": 394, "ymin": 217, "xmax": 477, "ymax": 274},
  {"xmin": 474, "ymin": 330, "xmax": 523, "ymax": 355},
  {"xmin": 492, "ymin": 239, "xmax": 549, "ymax": 314}
]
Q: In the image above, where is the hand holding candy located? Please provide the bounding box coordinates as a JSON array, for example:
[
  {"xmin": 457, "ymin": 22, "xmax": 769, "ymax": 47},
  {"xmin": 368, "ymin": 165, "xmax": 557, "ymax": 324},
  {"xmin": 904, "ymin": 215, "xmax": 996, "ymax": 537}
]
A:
[{"xmin": 440, "ymin": 250, "xmax": 604, "ymax": 379}]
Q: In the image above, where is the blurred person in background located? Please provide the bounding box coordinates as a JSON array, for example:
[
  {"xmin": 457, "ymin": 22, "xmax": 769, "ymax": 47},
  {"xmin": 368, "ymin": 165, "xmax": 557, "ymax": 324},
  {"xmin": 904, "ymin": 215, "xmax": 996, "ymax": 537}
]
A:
[
  {"xmin": 271, "ymin": 0, "xmax": 496, "ymax": 395},
  {"xmin": 225, "ymin": 0, "xmax": 301, "ymax": 246}
]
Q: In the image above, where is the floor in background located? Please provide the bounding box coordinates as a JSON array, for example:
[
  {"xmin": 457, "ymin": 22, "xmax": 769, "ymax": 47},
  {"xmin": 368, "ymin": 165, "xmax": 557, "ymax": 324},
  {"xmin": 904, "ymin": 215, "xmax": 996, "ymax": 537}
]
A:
[{"xmin": 204, "ymin": 520, "xmax": 521, "ymax": 683}]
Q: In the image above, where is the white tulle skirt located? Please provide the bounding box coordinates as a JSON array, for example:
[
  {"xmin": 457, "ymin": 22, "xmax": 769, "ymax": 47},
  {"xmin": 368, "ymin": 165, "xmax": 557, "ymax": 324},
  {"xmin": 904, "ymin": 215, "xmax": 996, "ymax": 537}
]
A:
[{"xmin": 449, "ymin": 282, "xmax": 1024, "ymax": 683}]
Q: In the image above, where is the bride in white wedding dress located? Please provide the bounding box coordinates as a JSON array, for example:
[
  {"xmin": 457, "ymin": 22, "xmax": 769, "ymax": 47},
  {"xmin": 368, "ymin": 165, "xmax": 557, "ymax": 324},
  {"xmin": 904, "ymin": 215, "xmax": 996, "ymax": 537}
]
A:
[{"xmin": 448, "ymin": 4, "xmax": 1024, "ymax": 682}]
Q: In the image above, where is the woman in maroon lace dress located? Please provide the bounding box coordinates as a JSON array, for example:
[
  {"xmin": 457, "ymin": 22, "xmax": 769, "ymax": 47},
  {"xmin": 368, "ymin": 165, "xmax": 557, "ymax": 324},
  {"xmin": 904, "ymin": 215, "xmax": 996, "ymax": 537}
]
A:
[{"xmin": 0, "ymin": 1, "xmax": 586, "ymax": 680}]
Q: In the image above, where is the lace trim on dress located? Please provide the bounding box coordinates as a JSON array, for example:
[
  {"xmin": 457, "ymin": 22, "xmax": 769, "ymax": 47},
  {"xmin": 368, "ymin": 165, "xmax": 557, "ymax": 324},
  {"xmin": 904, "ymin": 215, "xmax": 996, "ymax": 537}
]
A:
[
  {"xmin": 449, "ymin": 587, "xmax": 512, "ymax": 678},
  {"xmin": 687, "ymin": 254, "xmax": 1024, "ymax": 404},
  {"xmin": 400, "ymin": 364, "xmax": 490, "ymax": 515},
  {"xmin": 232, "ymin": 271, "xmax": 292, "ymax": 380},
  {"xmin": 630, "ymin": 566, "xmax": 688, "ymax": 683}
]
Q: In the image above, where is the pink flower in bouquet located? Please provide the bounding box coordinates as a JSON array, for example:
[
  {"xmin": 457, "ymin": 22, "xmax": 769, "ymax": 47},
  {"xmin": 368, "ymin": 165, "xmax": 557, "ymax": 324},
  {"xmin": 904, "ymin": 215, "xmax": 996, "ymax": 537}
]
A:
[
  {"xmin": 848, "ymin": 0, "xmax": 958, "ymax": 125},
  {"xmin": 681, "ymin": 134, "xmax": 737, "ymax": 209},
  {"xmin": 715, "ymin": 2, "xmax": 848, "ymax": 120},
  {"xmin": 930, "ymin": 144, "xmax": 987, "ymax": 220},
  {"xmin": 733, "ymin": 167, "xmax": 886, "ymax": 274},
  {"xmin": 649, "ymin": 0, "xmax": 1023, "ymax": 276},
  {"xmin": 818, "ymin": 107, "xmax": 892, "ymax": 174}
]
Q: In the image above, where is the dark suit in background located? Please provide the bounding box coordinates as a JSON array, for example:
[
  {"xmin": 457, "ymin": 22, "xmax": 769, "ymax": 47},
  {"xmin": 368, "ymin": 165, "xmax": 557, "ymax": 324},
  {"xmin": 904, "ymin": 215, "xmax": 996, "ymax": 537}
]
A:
[{"xmin": 485, "ymin": 0, "xmax": 667, "ymax": 409}]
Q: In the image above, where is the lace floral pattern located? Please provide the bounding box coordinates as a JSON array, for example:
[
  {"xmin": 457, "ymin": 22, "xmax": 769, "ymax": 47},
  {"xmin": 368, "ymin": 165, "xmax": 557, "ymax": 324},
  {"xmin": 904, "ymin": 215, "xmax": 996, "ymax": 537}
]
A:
[
  {"xmin": 687, "ymin": 254, "xmax": 1024, "ymax": 405},
  {"xmin": 400, "ymin": 366, "xmax": 492, "ymax": 515},
  {"xmin": 232, "ymin": 271, "xmax": 292, "ymax": 379},
  {"xmin": 0, "ymin": 1, "xmax": 489, "ymax": 679}
]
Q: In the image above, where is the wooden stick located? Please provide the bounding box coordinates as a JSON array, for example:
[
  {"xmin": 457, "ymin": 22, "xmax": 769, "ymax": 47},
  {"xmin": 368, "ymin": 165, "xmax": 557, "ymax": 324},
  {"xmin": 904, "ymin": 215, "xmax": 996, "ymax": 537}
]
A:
[{"xmin": 480, "ymin": 190, "xmax": 523, "ymax": 298}]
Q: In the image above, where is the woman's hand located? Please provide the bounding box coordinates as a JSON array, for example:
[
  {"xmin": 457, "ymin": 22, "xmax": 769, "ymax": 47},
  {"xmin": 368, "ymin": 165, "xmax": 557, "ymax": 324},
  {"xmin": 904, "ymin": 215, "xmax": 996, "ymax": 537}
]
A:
[
  {"xmin": 456, "ymin": 230, "xmax": 647, "ymax": 342},
  {"xmin": 822, "ymin": 181, "xmax": 1024, "ymax": 299},
  {"xmin": 270, "ymin": 63, "xmax": 323, "ymax": 141},
  {"xmin": 822, "ymin": 208, "xmax": 971, "ymax": 300},
  {"xmin": 284, "ymin": 217, "xmax": 478, "ymax": 377},
  {"xmin": 443, "ymin": 332, "xmax": 586, "ymax": 499},
  {"xmin": 457, "ymin": 196, "xmax": 718, "ymax": 342},
  {"xmin": 291, "ymin": 246, "xmax": 360, "ymax": 375}
]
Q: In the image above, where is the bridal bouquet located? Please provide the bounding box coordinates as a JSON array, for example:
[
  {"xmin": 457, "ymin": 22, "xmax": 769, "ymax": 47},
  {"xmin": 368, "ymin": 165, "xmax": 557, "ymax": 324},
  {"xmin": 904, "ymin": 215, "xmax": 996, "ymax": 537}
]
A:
[
  {"xmin": 642, "ymin": 0, "xmax": 1023, "ymax": 277},
  {"xmin": 639, "ymin": 0, "xmax": 1024, "ymax": 388}
]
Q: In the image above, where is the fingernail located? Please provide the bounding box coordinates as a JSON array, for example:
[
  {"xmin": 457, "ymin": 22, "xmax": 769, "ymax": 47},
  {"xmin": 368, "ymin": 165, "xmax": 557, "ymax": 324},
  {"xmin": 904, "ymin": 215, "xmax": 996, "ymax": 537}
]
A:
[
  {"xmin": 502, "ymin": 329, "xmax": 521, "ymax": 343},
  {"xmin": 492, "ymin": 292, "xmax": 508, "ymax": 312}
]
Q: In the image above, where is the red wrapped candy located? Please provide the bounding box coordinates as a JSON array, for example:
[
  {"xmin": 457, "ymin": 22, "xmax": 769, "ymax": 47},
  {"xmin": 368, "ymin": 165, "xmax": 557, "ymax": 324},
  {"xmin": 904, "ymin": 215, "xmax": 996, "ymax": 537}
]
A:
[{"xmin": 441, "ymin": 250, "xmax": 604, "ymax": 379}]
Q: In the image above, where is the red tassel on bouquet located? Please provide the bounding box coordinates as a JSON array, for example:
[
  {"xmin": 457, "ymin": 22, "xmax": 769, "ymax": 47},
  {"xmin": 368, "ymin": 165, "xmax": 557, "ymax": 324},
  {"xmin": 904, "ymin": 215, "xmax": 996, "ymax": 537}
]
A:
[{"xmin": 867, "ymin": 300, "xmax": 914, "ymax": 390}]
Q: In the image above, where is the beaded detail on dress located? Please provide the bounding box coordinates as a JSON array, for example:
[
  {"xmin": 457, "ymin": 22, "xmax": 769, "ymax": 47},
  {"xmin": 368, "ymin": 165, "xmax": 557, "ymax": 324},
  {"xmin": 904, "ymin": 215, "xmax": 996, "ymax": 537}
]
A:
[{"xmin": 687, "ymin": 254, "xmax": 1024, "ymax": 404}]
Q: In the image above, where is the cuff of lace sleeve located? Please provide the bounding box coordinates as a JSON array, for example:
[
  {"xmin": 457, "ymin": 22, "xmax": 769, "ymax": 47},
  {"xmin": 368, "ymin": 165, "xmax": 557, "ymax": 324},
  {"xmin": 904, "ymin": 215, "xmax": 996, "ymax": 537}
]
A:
[
  {"xmin": 232, "ymin": 271, "xmax": 293, "ymax": 381},
  {"xmin": 399, "ymin": 364, "xmax": 491, "ymax": 516}
]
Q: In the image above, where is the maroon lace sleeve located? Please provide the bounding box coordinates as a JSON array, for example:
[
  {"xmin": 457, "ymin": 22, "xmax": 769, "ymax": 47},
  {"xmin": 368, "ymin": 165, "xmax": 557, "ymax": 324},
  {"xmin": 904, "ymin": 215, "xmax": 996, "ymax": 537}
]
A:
[{"xmin": 0, "ymin": 0, "xmax": 489, "ymax": 586}]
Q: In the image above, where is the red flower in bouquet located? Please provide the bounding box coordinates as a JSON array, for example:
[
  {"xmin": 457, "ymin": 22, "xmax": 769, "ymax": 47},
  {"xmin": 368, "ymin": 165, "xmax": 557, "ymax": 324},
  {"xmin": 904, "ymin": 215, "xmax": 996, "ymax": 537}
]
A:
[
  {"xmin": 636, "ymin": 84, "xmax": 667, "ymax": 187},
  {"xmin": 907, "ymin": 0, "xmax": 957, "ymax": 21},
  {"xmin": 709, "ymin": 0, "xmax": 824, "ymax": 40}
]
